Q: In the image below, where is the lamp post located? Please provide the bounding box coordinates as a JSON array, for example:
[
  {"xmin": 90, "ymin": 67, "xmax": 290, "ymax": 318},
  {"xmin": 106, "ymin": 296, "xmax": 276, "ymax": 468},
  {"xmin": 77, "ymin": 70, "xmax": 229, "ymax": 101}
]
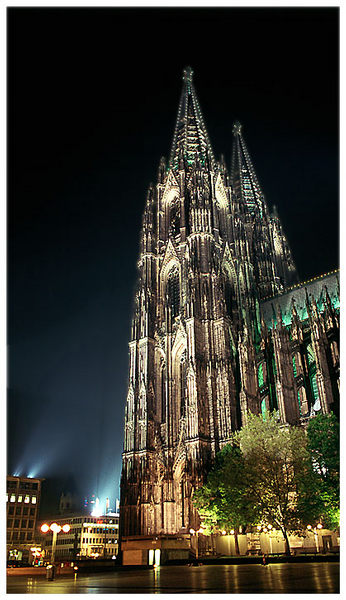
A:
[
  {"xmin": 41, "ymin": 522, "xmax": 71, "ymax": 565},
  {"xmin": 307, "ymin": 523, "xmax": 322, "ymax": 554}
]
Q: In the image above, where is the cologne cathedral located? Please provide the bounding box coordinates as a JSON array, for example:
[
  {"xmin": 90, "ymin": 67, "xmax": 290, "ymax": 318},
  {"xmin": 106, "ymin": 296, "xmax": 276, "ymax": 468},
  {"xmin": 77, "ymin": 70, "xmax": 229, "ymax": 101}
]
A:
[{"xmin": 120, "ymin": 68, "xmax": 339, "ymax": 545}]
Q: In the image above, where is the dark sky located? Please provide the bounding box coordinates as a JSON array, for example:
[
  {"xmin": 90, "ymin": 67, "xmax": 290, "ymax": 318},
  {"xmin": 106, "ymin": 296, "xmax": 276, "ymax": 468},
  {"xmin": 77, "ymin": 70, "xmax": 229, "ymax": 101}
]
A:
[{"xmin": 7, "ymin": 7, "xmax": 339, "ymax": 513}]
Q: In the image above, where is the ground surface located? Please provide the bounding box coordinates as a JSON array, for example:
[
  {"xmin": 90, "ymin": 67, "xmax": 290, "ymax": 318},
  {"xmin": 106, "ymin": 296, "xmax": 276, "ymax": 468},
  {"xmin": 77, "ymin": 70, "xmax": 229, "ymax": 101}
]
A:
[{"xmin": 7, "ymin": 562, "xmax": 339, "ymax": 594}]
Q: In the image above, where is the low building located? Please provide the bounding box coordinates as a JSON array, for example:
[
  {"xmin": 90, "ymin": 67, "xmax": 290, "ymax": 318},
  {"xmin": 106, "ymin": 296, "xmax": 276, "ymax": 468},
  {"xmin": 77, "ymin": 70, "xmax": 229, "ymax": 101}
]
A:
[
  {"xmin": 6, "ymin": 475, "xmax": 44, "ymax": 563},
  {"xmin": 39, "ymin": 513, "xmax": 119, "ymax": 561}
]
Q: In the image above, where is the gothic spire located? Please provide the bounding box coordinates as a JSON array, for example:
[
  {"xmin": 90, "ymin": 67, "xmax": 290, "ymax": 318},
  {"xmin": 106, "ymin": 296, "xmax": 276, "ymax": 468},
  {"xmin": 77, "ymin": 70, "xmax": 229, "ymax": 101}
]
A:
[
  {"xmin": 169, "ymin": 67, "xmax": 215, "ymax": 170},
  {"xmin": 231, "ymin": 121, "xmax": 266, "ymax": 217}
]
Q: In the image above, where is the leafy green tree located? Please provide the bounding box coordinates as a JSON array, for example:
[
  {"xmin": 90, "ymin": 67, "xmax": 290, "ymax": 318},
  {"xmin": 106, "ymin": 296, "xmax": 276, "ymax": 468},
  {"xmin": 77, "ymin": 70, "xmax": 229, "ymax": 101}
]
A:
[
  {"xmin": 193, "ymin": 443, "xmax": 256, "ymax": 553},
  {"xmin": 306, "ymin": 412, "xmax": 339, "ymax": 529},
  {"xmin": 194, "ymin": 411, "xmax": 323, "ymax": 555},
  {"xmin": 236, "ymin": 411, "xmax": 323, "ymax": 554}
]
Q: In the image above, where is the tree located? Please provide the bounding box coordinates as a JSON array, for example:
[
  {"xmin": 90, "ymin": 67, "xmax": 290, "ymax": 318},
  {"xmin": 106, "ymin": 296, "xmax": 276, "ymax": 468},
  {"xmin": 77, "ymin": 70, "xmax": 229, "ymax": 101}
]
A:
[
  {"xmin": 306, "ymin": 412, "xmax": 339, "ymax": 530},
  {"xmin": 194, "ymin": 411, "xmax": 323, "ymax": 555},
  {"xmin": 193, "ymin": 443, "xmax": 256, "ymax": 554}
]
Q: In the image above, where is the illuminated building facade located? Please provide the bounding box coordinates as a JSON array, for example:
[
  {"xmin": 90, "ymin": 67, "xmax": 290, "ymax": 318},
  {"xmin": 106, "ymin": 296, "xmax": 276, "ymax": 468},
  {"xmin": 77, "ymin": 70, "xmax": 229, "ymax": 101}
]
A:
[
  {"xmin": 39, "ymin": 513, "xmax": 119, "ymax": 560},
  {"xmin": 6, "ymin": 475, "xmax": 43, "ymax": 562},
  {"xmin": 120, "ymin": 68, "xmax": 339, "ymax": 558}
]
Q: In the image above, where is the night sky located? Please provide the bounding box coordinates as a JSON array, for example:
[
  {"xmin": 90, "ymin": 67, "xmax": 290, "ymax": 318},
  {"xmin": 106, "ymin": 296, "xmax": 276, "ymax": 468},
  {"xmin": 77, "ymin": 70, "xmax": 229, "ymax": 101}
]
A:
[{"xmin": 7, "ymin": 7, "xmax": 339, "ymax": 514}]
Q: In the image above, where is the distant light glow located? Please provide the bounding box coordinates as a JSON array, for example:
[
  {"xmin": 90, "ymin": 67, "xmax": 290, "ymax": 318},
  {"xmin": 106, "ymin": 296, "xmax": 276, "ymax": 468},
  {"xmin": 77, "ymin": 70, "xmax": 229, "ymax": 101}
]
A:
[
  {"xmin": 91, "ymin": 497, "xmax": 102, "ymax": 517},
  {"xmin": 50, "ymin": 523, "xmax": 61, "ymax": 533},
  {"xmin": 41, "ymin": 524, "xmax": 49, "ymax": 533},
  {"xmin": 62, "ymin": 524, "xmax": 70, "ymax": 533}
]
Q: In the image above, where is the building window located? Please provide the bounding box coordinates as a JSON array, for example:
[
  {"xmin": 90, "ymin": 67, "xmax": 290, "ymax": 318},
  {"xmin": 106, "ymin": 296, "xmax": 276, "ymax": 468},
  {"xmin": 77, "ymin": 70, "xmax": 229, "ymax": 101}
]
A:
[
  {"xmin": 224, "ymin": 279, "xmax": 233, "ymax": 315},
  {"xmin": 258, "ymin": 363, "xmax": 264, "ymax": 388},
  {"xmin": 30, "ymin": 508, "xmax": 35, "ymax": 516},
  {"xmin": 311, "ymin": 373, "xmax": 320, "ymax": 402},
  {"xmin": 21, "ymin": 519, "xmax": 27, "ymax": 528},
  {"xmin": 28, "ymin": 520, "xmax": 34, "ymax": 528},
  {"xmin": 7, "ymin": 518, "xmax": 13, "ymax": 528},
  {"xmin": 18, "ymin": 495, "xmax": 23, "ymax": 503},
  {"xmin": 261, "ymin": 398, "xmax": 267, "ymax": 419},
  {"xmin": 15, "ymin": 507, "xmax": 21, "ymax": 516},
  {"xmin": 14, "ymin": 519, "xmax": 20, "ymax": 528},
  {"xmin": 8, "ymin": 506, "xmax": 14, "ymax": 515},
  {"xmin": 180, "ymin": 355, "xmax": 186, "ymax": 416},
  {"xmin": 297, "ymin": 389, "xmax": 302, "ymax": 415},
  {"xmin": 26, "ymin": 532, "xmax": 32, "ymax": 540},
  {"xmin": 292, "ymin": 355, "xmax": 297, "ymax": 377},
  {"xmin": 167, "ymin": 267, "xmax": 180, "ymax": 320},
  {"xmin": 161, "ymin": 366, "xmax": 166, "ymax": 423},
  {"xmin": 31, "ymin": 496, "xmax": 37, "ymax": 504},
  {"xmin": 10, "ymin": 495, "xmax": 16, "ymax": 503},
  {"xmin": 24, "ymin": 495, "xmax": 30, "ymax": 503},
  {"xmin": 23, "ymin": 507, "xmax": 29, "ymax": 515}
]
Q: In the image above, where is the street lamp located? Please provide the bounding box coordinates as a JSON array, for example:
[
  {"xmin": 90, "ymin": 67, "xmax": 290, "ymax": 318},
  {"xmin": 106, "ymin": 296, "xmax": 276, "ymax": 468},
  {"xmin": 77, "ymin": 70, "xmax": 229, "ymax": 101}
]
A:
[{"xmin": 41, "ymin": 522, "xmax": 71, "ymax": 564}]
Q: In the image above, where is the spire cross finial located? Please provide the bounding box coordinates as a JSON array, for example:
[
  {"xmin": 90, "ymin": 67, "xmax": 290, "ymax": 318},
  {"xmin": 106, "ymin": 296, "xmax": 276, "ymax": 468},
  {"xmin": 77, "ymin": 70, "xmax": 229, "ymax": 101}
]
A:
[{"xmin": 183, "ymin": 66, "xmax": 194, "ymax": 83}]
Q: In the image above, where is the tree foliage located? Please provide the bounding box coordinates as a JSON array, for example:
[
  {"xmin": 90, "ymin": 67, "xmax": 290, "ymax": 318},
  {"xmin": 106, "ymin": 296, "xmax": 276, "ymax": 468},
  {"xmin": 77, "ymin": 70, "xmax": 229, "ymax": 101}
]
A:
[
  {"xmin": 306, "ymin": 412, "xmax": 339, "ymax": 529},
  {"xmin": 193, "ymin": 411, "xmax": 335, "ymax": 554}
]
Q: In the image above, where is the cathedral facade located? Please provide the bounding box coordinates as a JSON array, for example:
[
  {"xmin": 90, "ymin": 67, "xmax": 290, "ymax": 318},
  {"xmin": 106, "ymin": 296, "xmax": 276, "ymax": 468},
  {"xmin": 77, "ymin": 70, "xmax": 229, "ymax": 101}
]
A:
[{"xmin": 120, "ymin": 68, "xmax": 339, "ymax": 546}]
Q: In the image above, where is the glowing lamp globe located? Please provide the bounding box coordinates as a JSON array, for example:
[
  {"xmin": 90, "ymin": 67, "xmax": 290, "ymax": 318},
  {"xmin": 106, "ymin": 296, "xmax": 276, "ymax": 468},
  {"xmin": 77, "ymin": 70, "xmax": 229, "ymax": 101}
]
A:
[
  {"xmin": 41, "ymin": 524, "xmax": 49, "ymax": 533},
  {"xmin": 62, "ymin": 524, "xmax": 71, "ymax": 533},
  {"xmin": 317, "ymin": 523, "xmax": 323, "ymax": 529},
  {"xmin": 50, "ymin": 523, "xmax": 61, "ymax": 533}
]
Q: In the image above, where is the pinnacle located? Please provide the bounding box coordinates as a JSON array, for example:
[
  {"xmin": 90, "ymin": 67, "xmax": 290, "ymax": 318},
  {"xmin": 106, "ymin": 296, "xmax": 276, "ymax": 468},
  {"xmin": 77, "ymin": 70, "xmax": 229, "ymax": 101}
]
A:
[
  {"xmin": 183, "ymin": 66, "xmax": 194, "ymax": 83},
  {"xmin": 169, "ymin": 69, "xmax": 215, "ymax": 170},
  {"xmin": 233, "ymin": 121, "xmax": 243, "ymax": 136}
]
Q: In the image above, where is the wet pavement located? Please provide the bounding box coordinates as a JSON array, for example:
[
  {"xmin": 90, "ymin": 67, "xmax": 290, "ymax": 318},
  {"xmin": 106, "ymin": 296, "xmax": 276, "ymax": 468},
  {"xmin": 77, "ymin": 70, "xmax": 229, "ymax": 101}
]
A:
[{"xmin": 7, "ymin": 562, "xmax": 339, "ymax": 594}]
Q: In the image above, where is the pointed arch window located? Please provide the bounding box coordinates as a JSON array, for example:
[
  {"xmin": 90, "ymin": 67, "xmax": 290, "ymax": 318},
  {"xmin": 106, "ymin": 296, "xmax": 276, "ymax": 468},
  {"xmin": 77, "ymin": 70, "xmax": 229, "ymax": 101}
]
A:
[
  {"xmin": 167, "ymin": 267, "xmax": 180, "ymax": 320},
  {"xmin": 224, "ymin": 279, "xmax": 233, "ymax": 316},
  {"xmin": 306, "ymin": 343, "xmax": 320, "ymax": 405},
  {"xmin": 258, "ymin": 363, "xmax": 264, "ymax": 388},
  {"xmin": 161, "ymin": 365, "xmax": 166, "ymax": 423},
  {"xmin": 292, "ymin": 355, "xmax": 297, "ymax": 377},
  {"xmin": 261, "ymin": 398, "xmax": 267, "ymax": 420},
  {"xmin": 180, "ymin": 353, "xmax": 187, "ymax": 417},
  {"xmin": 170, "ymin": 199, "xmax": 181, "ymax": 237}
]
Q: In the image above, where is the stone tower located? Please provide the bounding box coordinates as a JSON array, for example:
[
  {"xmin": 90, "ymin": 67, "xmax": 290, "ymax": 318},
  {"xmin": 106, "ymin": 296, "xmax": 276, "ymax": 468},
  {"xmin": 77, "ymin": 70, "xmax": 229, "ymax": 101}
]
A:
[{"xmin": 120, "ymin": 68, "xmax": 339, "ymax": 543}]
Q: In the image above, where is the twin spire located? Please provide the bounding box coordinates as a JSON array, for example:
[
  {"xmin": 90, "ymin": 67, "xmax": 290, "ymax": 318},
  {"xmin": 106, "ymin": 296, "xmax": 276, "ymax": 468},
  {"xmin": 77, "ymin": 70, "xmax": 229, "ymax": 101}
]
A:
[{"xmin": 169, "ymin": 68, "xmax": 267, "ymax": 218}]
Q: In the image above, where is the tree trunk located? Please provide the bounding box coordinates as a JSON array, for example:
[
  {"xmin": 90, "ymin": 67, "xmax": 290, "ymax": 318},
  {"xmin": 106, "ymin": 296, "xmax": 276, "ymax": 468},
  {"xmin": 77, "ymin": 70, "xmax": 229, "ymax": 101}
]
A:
[
  {"xmin": 234, "ymin": 530, "xmax": 240, "ymax": 555},
  {"xmin": 281, "ymin": 527, "xmax": 291, "ymax": 556}
]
